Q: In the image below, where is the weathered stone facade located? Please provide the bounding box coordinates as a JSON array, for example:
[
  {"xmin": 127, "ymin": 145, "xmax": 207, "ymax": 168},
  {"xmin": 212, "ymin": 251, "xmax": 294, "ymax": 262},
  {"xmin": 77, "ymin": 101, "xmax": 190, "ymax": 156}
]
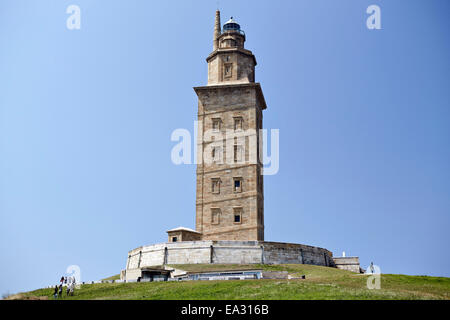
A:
[{"xmin": 194, "ymin": 12, "xmax": 266, "ymax": 241}]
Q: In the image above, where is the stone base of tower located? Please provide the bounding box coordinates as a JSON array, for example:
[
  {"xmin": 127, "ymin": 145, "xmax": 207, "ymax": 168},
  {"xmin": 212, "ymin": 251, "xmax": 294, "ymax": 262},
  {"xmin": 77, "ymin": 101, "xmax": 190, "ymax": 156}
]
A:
[{"xmin": 122, "ymin": 240, "xmax": 352, "ymax": 281}]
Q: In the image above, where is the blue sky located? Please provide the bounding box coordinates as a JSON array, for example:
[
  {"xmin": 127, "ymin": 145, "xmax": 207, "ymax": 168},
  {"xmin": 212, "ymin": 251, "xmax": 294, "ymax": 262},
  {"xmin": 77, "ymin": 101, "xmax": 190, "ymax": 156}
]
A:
[{"xmin": 1, "ymin": 0, "xmax": 449, "ymax": 295}]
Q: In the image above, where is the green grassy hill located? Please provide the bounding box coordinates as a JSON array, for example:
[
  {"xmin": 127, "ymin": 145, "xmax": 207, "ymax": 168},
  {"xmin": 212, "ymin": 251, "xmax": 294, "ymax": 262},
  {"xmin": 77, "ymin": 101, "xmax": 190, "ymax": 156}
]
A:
[{"xmin": 10, "ymin": 264, "xmax": 450, "ymax": 300}]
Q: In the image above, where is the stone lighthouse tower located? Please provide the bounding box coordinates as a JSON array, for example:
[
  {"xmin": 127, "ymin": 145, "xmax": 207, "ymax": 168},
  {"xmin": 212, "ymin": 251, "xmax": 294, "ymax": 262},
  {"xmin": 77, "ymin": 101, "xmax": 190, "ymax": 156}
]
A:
[
  {"xmin": 193, "ymin": 11, "xmax": 267, "ymax": 241},
  {"xmin": 123, "ymin": 11, "xmax": 355, "ymax": 280}
]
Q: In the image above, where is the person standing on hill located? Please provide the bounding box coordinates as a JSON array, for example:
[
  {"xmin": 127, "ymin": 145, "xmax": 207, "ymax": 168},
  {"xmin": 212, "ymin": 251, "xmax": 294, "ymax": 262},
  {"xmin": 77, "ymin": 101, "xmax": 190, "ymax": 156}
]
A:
[{"xmin": 53, "ymin": 285, "xmax": 58, "ymax": 299}]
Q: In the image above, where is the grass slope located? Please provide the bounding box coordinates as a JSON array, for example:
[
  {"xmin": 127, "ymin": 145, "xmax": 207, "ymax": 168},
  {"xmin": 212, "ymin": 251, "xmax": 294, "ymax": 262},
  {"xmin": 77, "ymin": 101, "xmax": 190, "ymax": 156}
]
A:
[
  {"xmin": 14, "ymin": 264, "xmax": 450, "ymax": 300},
  {"xmin": 101, "ymin": 274, "xmax": 120, "ymax": 281}
]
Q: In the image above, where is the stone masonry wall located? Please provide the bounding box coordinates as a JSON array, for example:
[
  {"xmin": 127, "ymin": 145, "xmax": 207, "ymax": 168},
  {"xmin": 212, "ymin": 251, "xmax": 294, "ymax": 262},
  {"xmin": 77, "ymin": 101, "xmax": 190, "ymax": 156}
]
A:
[
  {"xmin": 125, "ymin": 241, "xmax": 334, "ymax": 271},
  {"xmin": 195, "ymin": 84, "xmax": 266, "ymax": 241},
  {"xmin": 333, "ymin": 257, "xmax": 361, "ymax": 273}
]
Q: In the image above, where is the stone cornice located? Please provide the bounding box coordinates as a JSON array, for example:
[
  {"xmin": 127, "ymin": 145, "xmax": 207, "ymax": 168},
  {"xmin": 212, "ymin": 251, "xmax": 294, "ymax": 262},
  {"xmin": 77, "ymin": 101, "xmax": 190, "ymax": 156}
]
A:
[
  {"xmin": 206, "ymin": 47, "xmax": 257, "ymax": 66},
  {"xmin": 194, "ymin": 83, "xmax": 267, "ymax": 110},
  {"xmin": 196, "ymin": 192, "xmax": 263, "ymax": 206}
]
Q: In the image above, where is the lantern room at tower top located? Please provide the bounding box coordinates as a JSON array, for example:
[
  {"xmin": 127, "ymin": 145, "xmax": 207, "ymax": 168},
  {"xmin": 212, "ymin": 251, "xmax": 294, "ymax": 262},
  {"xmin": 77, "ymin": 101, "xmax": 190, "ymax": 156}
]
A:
[{"xmin": 223, "ymin": 17, "xmax": 245, "ymax": 35}]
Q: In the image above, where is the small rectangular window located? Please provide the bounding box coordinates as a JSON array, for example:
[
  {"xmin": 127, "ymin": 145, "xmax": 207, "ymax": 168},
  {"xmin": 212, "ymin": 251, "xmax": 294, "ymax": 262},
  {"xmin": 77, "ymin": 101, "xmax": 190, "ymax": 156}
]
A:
[
  {"xmin": 234, "ymin": 145, "xmax": 243, "ymax": 163},
  {"xmin": 172, "ymin": 237, "xmax": 178, "ymax": 242},
  {"xmin": 234, "ymin": 117, "xmax": 243, "ymax": 131},
  {"xmin": 211, "ymin": 208, "xmax": 221, "ymax": 225},
  {"xmin": 224, "ymin": 63, "xmax": 232, "ymax": 78},
  {"xmin": 212, "ymin": 178, "xmax": 220, "ymax": 194},
  {"xmin": 233, "ymin": 208, "xmax": 242, "ymax": 224},
  {"xmin": 212, "ymin": 146, "xmax": 222, "ymax": 163},
  {"xmin": 233, "ymin": 178, "xmax": 243, "ymax": 193},
  {"xmin": 212, "ymin": 118, "xmax": 221, "ymax": 132}
]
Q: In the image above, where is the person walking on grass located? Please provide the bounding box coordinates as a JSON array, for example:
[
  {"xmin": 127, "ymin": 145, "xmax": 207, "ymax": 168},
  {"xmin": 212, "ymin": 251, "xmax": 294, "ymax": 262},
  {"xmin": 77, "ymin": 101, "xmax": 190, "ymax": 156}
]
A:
[
  {"xmin": 58, "ymin": 284, "xmax": 63, "ymax": 298},
  {"xmin": 53, "ymin": 285, "xmax": 58, "ymax": 299},
  {"xmin": 69, "ymin": 282, "xmax": 75, "ymax": 296}
]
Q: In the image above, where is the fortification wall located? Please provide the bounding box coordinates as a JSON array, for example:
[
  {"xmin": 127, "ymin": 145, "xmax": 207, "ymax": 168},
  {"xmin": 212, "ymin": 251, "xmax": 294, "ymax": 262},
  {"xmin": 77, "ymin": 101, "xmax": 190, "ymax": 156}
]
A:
[
  {"xmin": 125, "ymin": 241, "xmax": 334, "ymax": 271},
  {"xmin": 333, "ymin": 257, "xmax": 361, "ymax": 273},
  {"xmin": 262, "ymin": 242, "xmax": 332, "ymax": 266}
]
